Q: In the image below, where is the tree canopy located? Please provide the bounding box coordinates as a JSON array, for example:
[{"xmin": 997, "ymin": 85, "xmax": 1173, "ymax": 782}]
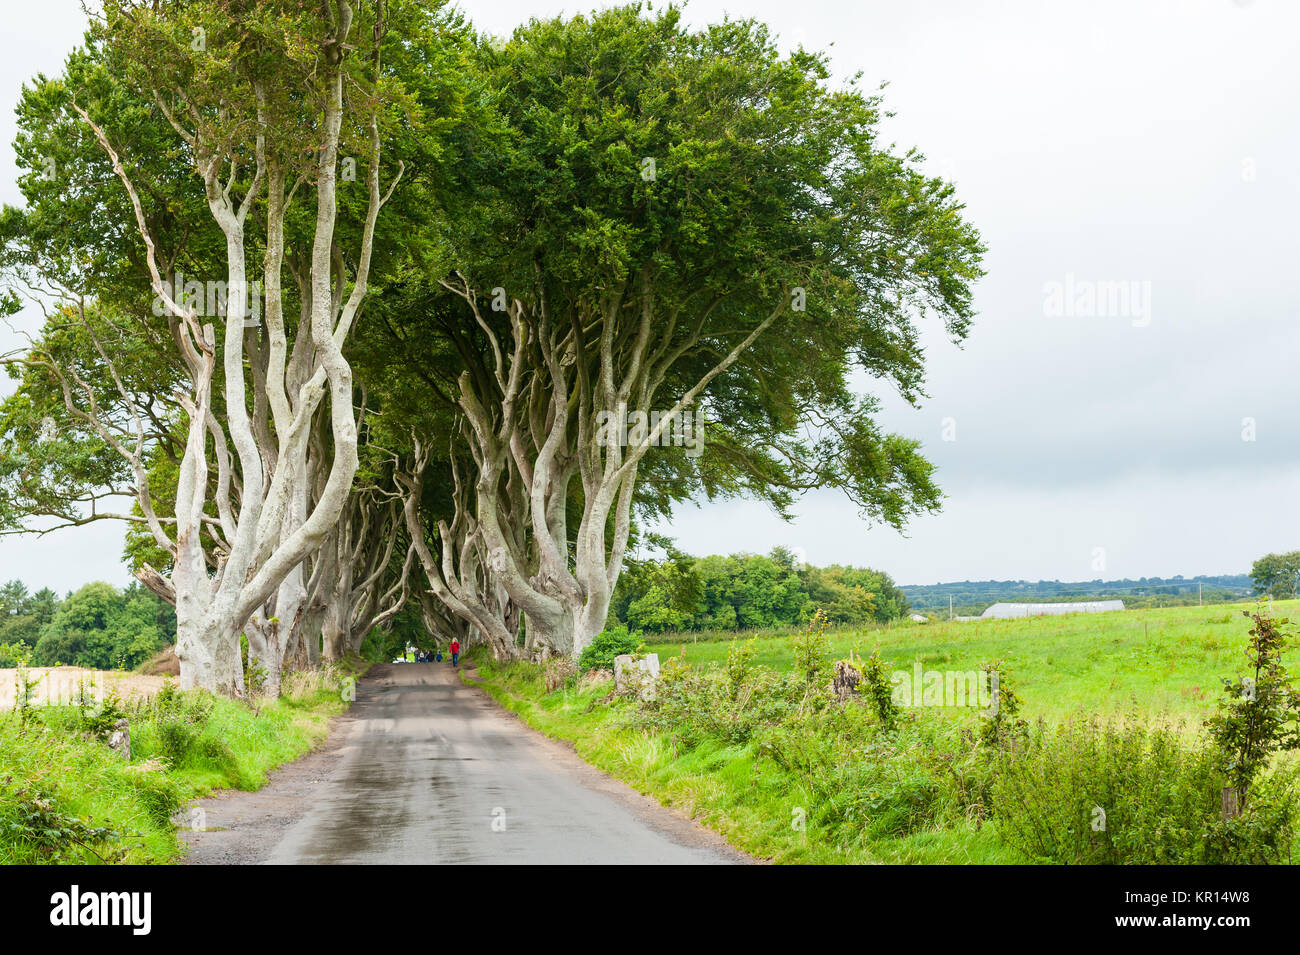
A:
[{"xmin": 1, "ymin": 2, "xmax": 985, "ymax": 692}]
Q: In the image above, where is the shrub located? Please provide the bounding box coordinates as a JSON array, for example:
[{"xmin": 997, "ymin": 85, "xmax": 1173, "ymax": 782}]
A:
[
  {"xmin": 0, "ymin": 641, "xmax": 31, "ymax": 668},
  {"xmin": 1203, "ymin": 767, "xmax": 1299, "ymax": 864},
  {"xmin": 628, "ymin": 645, "xmax": 798, "ymax": 747},
  {"xmin": 156, "ymin": 719, "xmax": 199, "ymax": 765},
  {"xmin": 577, "ymin": 625, "xmax": 643, "ymax": 673},
  {"xmin": 0, "ymin": 782, "xmax": 124, "ymax": 864},
  {"xmin": 78, "ymin": 687, "xmax": 126, "ymax": 741},
  {"xmin": 630, "ymin": 644, "xmax": 985, "ymax": 845},
  {"xmin": 1204, "ymin": 607, "xmax": 1300, "ymax": 800},
  {"xmin": 791, "ymin": 609, "xmax": 831, "ymax": 697},
  {"xmin": 990, "ymin": 714, "xmax": 1295, "ymax": 864},
  {"xmin": 128, "ymin": 770, "xmax": 183, "ymax": 827},
  {"xmin": 756, "ymin": 705, "xmax": 982, "ymax": 845},
  {"xmin": 978, "ymin": 660, "xmax": 1027, "ymax": 749},
  {"xmin": 723, "ymin": 639, "xmax": 758, "ymax": 700},
  {"xmin": 860, "ymin": 649, "xmax": 899, "ymax": 728},
  {"xmin": 141, "ymin": 682, "xmax": 216, "ymax": 766}
]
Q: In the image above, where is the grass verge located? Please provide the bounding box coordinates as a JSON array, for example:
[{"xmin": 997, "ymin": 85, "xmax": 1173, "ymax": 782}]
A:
[{"xmin": 0, "ymin": 664, "xmax": 356, "ymax": 864}]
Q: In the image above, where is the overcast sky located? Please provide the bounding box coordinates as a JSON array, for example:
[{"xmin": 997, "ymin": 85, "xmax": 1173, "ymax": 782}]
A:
[{"xmin": 2, "ymin": 0, "xmax": 1297, "ymax": 591}]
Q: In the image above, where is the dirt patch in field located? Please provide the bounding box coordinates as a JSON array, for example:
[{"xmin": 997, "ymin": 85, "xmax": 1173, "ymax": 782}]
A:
[
  {"xmin": 141, "ymin": 647, "xmax": 180, "ymax": 676},
  {"xmin": 0, "ymin": 667, "xmax": 170, "ymax": 710}
]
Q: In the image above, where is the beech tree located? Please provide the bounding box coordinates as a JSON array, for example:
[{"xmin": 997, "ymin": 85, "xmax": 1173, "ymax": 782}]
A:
[
  {"xmin": 390, "ymin": 7, "xmax": 984, "ymax": 657},
  {"xmin": 1250, "ymin": 552, "xmax": 1300, "ymax": 601},
  {"xmin": 3, "ymin": 0, "xmax": 417, "ymax": 694}
]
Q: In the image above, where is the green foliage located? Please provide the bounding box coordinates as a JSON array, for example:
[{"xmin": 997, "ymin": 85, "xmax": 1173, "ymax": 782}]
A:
[
  {"xmin": 978, "ymin": 660, "xmax": 1028, "ymax": 750},
  {"xmin": 804, "ymin": 565, "xmax": 909, "ymax": 624},
  {"xmin": 577, "ymin": 625, "xmax": 644, "ymax": 673},
  {"xmin": 77, "ymin": 687, "xmax": 126, "ymax": 741},
  {"xmin": 0, "ymin": 781, "xmax": 124, "ymax": 864},
  {"xmin": 1250, "ymin": 553, "xmax": 1300, "ymax": 600},
  {"xmin": 0, "ymin": 641, "xmax": 31, "ymax": 668},
  {"xmin": 1204, "ymin": 607, "xmax": 1300, "ymax": 798},
  {"xmin": 723, "ymin": 639, "xmax": 758, "ymax": 700},
  {"xmin": 636, "ymin": 648, "xmax": 799, "ymax": 747},
  {"xmin": 366, "ymin": 3, "xmax": 984, "ymax": 589},
  {"xmin": 616, "ymin": 609, "xmax": 987, "ymax": 846},
  {"xmin": 598, "ymin": 639, "xmax": 988, "ymax": 848},
  {"xmin": 1, "ymin": 667, "xmax": 347, "ymax": 864},
  {"xmin": 143, "ymin": 682, "xmax": 218, "ymax": 767},
  {"xmin": 613, "ymin": 548, "xmax": 910, "ymax": 633},
  {"xmin": 992, "ymin": 715, "xmax": 1296, "ymax": 864},
  {"xmin": 1209, "ymin": 770, "xmax": 1300, "ymax": 864},
  {"xmin": 860, "ymin": 649, "xmax": 900, "ymax": 729},
  {"xmin": 792, "ymin": 609, "xmax": 831, "ymax": 695},
  {"xmin": 0, "ymin": 582, "xmax": 55, "ymax": 652},
  {"xmin": 758, "ymin": 707, "xmax": 981, "ymax": 844},
  {"xmin": 701, "ymin": 554, "xmax": 807, "ymax": 632},
  {"xmin": 240, "ymin": 633, "xmax": 268, "ymax": 699},
  {"xmin": 13, "ymin": 666, "xmax": 42, "ymax": 727},
  {"xmin": 8, "ymin": 579, "xmax": 174, "ymax": 670}
]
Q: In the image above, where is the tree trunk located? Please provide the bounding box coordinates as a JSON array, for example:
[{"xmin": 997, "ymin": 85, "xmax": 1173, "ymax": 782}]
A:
[{"xmin": 321, "ymin": 577, "xmax": 350, "ymax": 662}]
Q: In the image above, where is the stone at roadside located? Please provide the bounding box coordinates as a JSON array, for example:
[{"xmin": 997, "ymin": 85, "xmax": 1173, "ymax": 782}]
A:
[
  {"xmin": 107, "ymin": 718, "xmax": 130, "ymax": 760},
  {"xmin": 613, "ymin": 653, "xmax": 660, "ymax": 700}
]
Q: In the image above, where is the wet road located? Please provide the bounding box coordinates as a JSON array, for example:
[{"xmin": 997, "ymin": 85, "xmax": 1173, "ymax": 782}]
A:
[{"xmin": 188, "ymin": 662, "xmax": 745, "ymax": 865}]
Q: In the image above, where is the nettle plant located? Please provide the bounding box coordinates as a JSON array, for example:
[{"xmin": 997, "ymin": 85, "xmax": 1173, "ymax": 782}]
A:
[{"xmin": 1205, "ymin": 607, "xmax": 1300, "ymax": 803}]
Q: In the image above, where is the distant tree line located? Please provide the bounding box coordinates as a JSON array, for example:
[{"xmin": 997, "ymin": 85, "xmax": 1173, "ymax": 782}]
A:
[
  {"xmin": 610, "ymin": 543, "xmax": 910, "ymax": 634},
  {"xmin": 0, "ymin": 579, "xmax": 175, "ymax": 670},
  {"xmin": 903, "ymin": 574, "xmax": 1253, "ymax": 617}
]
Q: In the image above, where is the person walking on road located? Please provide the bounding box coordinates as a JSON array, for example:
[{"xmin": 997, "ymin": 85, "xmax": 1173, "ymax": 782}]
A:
[{"xmin": 450, "ymin": 638, "xmax": 461, "ymax": 668}]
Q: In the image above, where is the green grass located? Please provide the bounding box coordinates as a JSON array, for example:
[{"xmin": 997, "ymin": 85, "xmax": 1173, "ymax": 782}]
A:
[
  {"xmin": 130, "ymin": 689, "xmax": 346, "ymax": 795},
  {"xmin": 0, "ymin": 668, "xmax": 352, "ymax": 864},
  {"xmin": 0, "ymin": 715, "xmax": 184, "ymax": 864},
  {"xmin": 647, "ymin": 599, "xmax": 1299, "ymax": 721}
]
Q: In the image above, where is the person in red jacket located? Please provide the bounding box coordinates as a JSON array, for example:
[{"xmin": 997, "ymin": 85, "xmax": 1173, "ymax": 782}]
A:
[{"xmin": 449, "ymin": 638, "xmax": 461, "ymax": 667}]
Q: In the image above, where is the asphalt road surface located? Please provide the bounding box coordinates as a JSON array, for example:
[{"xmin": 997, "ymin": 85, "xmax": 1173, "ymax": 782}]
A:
[{"xmin": 182, "ymin": 662, "xmax": 747, "ymax": 865}]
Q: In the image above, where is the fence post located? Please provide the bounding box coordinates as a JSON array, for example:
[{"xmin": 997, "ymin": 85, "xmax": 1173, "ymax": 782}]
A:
[{"xmin": 1221, "ymin": 786, "xmax": 1240, "ymax": 821}]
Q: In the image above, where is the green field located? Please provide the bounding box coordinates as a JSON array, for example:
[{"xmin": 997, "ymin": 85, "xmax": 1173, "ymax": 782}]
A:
[{"xmin": 648, "ymin": 599, "xmax": 1297, "ymax": 721}]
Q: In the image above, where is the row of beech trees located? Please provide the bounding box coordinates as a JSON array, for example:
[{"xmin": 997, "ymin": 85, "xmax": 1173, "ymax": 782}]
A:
[{"xmin": 0, "ymin": 2, "xmax": 985, "ymax": 695}]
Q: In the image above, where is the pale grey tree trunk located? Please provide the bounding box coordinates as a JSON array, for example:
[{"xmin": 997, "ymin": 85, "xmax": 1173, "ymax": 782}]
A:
[
  {"xmin": 425, "ymin": 271, "xmax": 788, "ymax": 660},
  {"xmin": 72, "ymin": 6, "xmax": 401, "ymax": 694}
]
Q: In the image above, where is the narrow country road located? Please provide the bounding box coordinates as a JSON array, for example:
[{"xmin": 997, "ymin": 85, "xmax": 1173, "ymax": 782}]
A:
[{"xmin": 181, "ymin": 662, "xmax": 747, "ymax": 865}]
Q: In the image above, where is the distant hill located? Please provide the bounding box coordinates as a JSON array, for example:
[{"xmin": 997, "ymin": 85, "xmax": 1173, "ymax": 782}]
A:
[{"xmin": 901, "ymin": 574, "xmax": 1253, "ymax": 617}]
